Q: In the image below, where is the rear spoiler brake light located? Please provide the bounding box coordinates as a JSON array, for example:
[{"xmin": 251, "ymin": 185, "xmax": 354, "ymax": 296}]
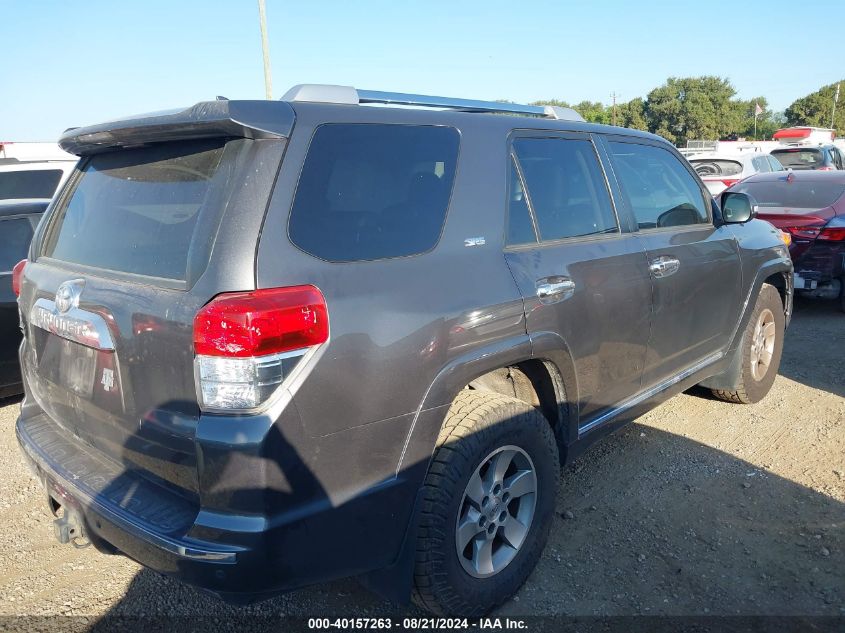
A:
[{"xmin": 59, "ymin": 100, "xmax": 295, "ymax": 156}]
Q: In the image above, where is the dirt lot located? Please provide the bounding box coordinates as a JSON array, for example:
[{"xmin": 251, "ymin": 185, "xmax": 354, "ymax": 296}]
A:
[{"xmin": 0, "ymin": 298, "xmax": 842, "ymax": 622}]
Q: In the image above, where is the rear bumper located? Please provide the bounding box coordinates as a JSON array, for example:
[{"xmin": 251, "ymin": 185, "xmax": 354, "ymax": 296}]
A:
[
  {"xmin": 16, "ymin": 414, "xmax": 247, "ymax": 586},
  {"xmin": 792, "ymin": 242, "xmax": 845, "ymax": 285},
  {"xmin": 16, "ymin": 406, "xmax": 423, "ymax": 599}
]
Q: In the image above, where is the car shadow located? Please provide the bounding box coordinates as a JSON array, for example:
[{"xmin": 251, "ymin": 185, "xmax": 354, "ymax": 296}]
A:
[
  {"xmin": 776, "ymin": 296, "xmax": 844, "ymax": 398},
  {"xmin": 84, "ymin": 420, "xmax": 843, "ymax": 628}
]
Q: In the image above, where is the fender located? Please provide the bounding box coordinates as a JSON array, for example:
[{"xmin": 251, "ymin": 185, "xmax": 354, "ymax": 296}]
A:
[
  {"xmin": 527, "ymin": 330, "xmax": 580, "ymax": 448},
  {"xmin": 699, "ymin": 257, "xmax": 792, "ymax": 391},
  {"xmin": 727, "ymin": 257, "xmax": 793, "ymax": 353},
  {"xmin": 362, "ymin": 334, "xmax": 533, "ymax": 603}
]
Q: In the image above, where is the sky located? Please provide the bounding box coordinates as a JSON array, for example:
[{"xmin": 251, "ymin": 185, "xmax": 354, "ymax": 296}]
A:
[{"xmin": 3, "ymin": 0, "xmax": 844, "ymax": 141}]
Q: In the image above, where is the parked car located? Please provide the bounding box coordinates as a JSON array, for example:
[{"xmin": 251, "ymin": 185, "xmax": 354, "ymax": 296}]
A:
[
  {"xmin": 0, "ymin": 199, "xmax": 49, "ymax": 398},
  {"xmin": 727, "ymin": 170, "xmax": 845, "ymax": 311},
  {"xmin": 688, "ymin": 152, "xmax": 784, "ymax": 195},
  {"xmin": 770, "ymin": 144, "xmax": 845, "ymax": 171},
  {"xmin": 14, "ymin": 85, "xmax": 793, "ymax": 616},
  {"xmin": 0, "ymin": 161, "xmax": 76, "ymax": 201}
]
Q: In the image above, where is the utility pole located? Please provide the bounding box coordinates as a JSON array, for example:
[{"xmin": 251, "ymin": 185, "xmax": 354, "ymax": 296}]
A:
[
  {"xmin": 831, "ymin": 83, "xmax": 840, "ymax": 130},
  {"xmin": 611, "ymin": 92, "xmax": 619, "ymax": 126},
  {"xmin": 258, "ymin": 0, "xmax": 273, "ymax": 100}
]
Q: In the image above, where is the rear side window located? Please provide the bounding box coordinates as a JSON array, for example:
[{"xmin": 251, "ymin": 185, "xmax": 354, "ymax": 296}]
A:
[
  {"xmin": 767, "ymin": 156, "xmax": 784, "ymax": 171},
  {"xmin": 752, "ymin": 156, "xmax": 771, "ymax": 173},
  {"xmin": 511, "ymin": 137, "xmax": 618, "ymax": 241},
  {"xmin": 288, "ymin": 124, "xmax": 459, "ymax": 262},
  {"xmin": 0, "ymin": 169, "xmax": 62, "ymax": 199},
  {"xmin": 772, "ymin": 148, "xmax": 823, "ymax": 169},
  {"xmin": 609, "ymin": 142, "xmax": 708, "ymax": 229},
  {"xmin": 690, "ymin": 159, "xmax": 742, "ymax": 177},
  {"xmin": 43, "ymin": 140, "xmax": 226, "ymax": 281},
  {"xmin": 0, "ymin": 217, "xmax": 34, "ymax": 270}
]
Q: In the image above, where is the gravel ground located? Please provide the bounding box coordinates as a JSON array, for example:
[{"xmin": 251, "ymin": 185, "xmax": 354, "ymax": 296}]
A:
[{"xmin": 0, "ymin": 297, "xmax": 842, "ymax": 622}]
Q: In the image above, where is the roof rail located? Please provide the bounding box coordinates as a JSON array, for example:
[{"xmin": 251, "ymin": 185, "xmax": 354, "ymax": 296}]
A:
[{"xmin": 280, "ymin": 84, "xmax": 584, "ymax": 122}]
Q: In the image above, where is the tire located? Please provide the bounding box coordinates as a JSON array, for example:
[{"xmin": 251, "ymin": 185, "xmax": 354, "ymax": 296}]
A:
[
  {"xmin": 412, "ymin": 390, "xmax": 559, "ymax": 616},
  {"xmin": 712, "ymin": 283, "xmax": 785, "ymax": 404}
]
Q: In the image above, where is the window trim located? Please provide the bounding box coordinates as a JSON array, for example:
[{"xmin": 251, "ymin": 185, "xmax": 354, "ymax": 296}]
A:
[
  {"xmin": 506, "ymin": 153, "xmax": 540, "ymax": 246},
  {"xmin": 603, "ymin": 135, "xmax": 714, "ymax": 232},
  {"xmin": 285, "ymin": 122, "xmax": 462, "ymax": 264},
  {"xmin": 504, "ymin": 130, "xmax": 624, "ymax": 248}
]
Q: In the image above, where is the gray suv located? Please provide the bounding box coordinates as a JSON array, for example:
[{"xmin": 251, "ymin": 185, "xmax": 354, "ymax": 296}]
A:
[{"xmin": 14, "ymin": 85, "xmax": 793, "ymax": 616}]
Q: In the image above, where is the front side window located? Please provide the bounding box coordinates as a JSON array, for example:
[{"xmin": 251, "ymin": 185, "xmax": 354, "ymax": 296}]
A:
[
  {"xmin": 608, "ymin": 142, "xmax": 709, "ymax": 229},
  {"xmin": 0, "ymin": 217, "xmax": 34, "ymax": 271},
  {"xmin": 511, "ymin": 137, "xmax": 618, "ymax": 241},
  {"xmin": 288, "ymin": 124, "xmax": 459, "ymax": 262}
]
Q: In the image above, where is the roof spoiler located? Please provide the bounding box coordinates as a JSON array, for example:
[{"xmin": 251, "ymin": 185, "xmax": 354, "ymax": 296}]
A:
[{"xmin": 59, "ymin": 100, "xmax": 295, "ymax": 156}]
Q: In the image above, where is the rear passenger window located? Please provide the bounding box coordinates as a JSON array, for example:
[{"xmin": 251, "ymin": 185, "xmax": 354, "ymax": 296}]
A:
[
  {"xmin": 288, "ymin": 124, "xmax": 459, "ymax": 262},
  {"xmin": 0, "ymin": 218, "xmax": 34, "ymax": 270},
  {"xmin": 511, "ymin": 138, "xmax": 618, "ymax": 241},
  {"xmin": 752, "ymin": 156, "xmax": 771, "ymax": 173},
  {"xmin": 608, "ymin": 142, "xmax": 709, "ymax": 229}
]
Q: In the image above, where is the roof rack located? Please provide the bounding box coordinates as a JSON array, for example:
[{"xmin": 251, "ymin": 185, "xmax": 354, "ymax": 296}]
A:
[{"xmin": 280, "ymin": 84, "xmax": 584, "ymax": 122}]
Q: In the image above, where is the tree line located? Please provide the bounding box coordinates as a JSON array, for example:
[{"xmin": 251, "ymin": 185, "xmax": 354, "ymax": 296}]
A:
[{"xmin": 525, "ymin": 77, "xmax": 844, "ymax": 146}]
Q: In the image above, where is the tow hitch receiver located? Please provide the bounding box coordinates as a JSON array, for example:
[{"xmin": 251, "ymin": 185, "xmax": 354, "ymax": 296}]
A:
[{"xmin": 52, "ymin": 507, "xmax": 88, "ymax": 547}]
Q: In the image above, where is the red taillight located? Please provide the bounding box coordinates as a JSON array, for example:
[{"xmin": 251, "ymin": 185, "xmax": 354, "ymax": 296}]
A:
[
  {"xmin": 818, "ymin": 227, "xmax": 845, "ymax": 241},
  {"xmin": 720, "ymin": 178, "xmax": 740, "ymax": 188},
  {"xmin": 783, "ymin": 225, "xmax": 845, "ymax": 241},
  {"xmin": 194, "ymin": 285, "xmax": 328, "ymax": 358},
  {"xmin": 12, "ymin": 259, "xmax": 26, "ymax": 297},
  {"xmin": 784, "ymin": 226, "xmax": 822, "ymax": 240}
]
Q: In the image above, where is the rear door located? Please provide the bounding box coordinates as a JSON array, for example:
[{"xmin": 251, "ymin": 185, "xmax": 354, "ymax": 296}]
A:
[
  {"xmin": 503, "ymin": 131, "xmax": 653, "ymax": 426},
  {"xmin": 18, "ymin": 138, "xmax": 284, "ymax": 497},
  {"xmin": 603, "ymin": 137, "xmax": 742, "ymax": 388}
]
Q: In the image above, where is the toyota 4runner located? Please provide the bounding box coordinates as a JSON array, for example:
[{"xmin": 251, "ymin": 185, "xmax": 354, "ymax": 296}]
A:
[{"xmin": 14, "ymin": 85, "xmax": 793, "ymax": 615}]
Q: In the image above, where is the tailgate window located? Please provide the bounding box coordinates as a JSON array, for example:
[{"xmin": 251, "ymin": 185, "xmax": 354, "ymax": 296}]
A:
[
  {"xmin": 43, "ymin": 140, "xmax": 226, "ymax": 281},
  {"xmin": 771, "ymin": 148, "xmax": 823, "ymax": 169},
  {"xmin": 689, "ymin": 159, "xmax": 742, "ymax": 177},
  {"xmin": 732, "ymin": 179, "xmax": 845, "ymax": 208},
  {"xmin": 0, "ymin": 169, "xmax": 63, "ymax": 199}
]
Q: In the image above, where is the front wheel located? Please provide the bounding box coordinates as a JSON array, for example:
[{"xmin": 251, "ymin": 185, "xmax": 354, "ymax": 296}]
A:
[
  {"xmin": 712, "ymin": 283, "xmax": 785, "ymax": 404},
  {"xmin": 412, "ymin": 391, "xmax": 559, "ymax": 616}
]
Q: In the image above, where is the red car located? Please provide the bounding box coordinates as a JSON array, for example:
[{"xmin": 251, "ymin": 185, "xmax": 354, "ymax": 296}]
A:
[{"xmin": 728, "ymin": 170, "xmax": 845, "ymax": 311}]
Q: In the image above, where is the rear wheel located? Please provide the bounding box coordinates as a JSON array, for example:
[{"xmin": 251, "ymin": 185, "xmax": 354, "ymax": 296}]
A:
[
  {"xmin": 412, "ymin": 391, "xmax": 559, "ymax": 616},
  {"xmin": 712, "ymin": 284, "xmax": 784, "ymax": 404}
]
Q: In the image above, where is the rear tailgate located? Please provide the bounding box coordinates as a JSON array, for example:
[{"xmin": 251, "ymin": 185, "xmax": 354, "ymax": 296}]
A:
[{"xmin": 18, "ymin": 104, "xmax": 292, "ymax": 499}]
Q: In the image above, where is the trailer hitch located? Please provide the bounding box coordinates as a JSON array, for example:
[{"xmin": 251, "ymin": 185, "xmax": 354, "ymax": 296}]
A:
[{"xmin": 53, "ymin": 508, "xmax": 90, "ymax": 549}]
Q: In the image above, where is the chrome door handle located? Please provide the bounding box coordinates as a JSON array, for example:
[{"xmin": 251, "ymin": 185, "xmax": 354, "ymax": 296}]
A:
[
  {"xmin": 536, "ymin": 277, "xmax": 575, "ymax": 303},
  {"xmin": 649, "ymin": 256, "xmax": 680, "ymax": 278}
]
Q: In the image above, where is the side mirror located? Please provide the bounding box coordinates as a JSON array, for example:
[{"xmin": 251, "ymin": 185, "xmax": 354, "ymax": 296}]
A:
[{"xmin": 721, "ymin": 192, "xmax": 757, "ymax": 224}]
